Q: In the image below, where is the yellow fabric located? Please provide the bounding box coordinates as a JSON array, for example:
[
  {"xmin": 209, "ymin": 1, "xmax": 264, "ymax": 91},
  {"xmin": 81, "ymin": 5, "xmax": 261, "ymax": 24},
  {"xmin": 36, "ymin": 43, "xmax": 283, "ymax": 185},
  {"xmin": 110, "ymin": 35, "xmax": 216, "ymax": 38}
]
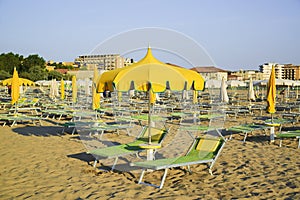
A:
[
  {"xmin": 2, "ymin": 77, "xmax": 34, "ymax": 86},
  {"xmin": 149, "ymin": 90, "xmax": 156, "ymax": 104},
  {"xmin": 267, "ymin": 66, "xmax": 276, "ymax": 114},
  {"xmin": 60, "ymin": 79, "xmax": 65, "ymax": 100},
  {"xmin": 193, "ymin": 90, "xmax": 198, "ymax": 104},
  {"xmin": 11, "ymin": 68, "xmax": 20, "ymax": 105},
  {"xmin": 118, "ymin": 91, "xmax": 122, "ymax": 101},
  {"xmin": 196, "ymin": 137, "xmax": 220, "ymax": 152},
  {"xmin": 72, "ymin": 76, "xmax": 77, "ymax": 103},
  {"xmin": 92, "ymin": 67, "xmax": 101, "ymax": 110},
  {"xmin": 142, "ymin": 128, "xmax": 164, "ymax": 143},
  {"xmin": 97, "ymin": 47, "xmax": 205, "ymax": 93}
]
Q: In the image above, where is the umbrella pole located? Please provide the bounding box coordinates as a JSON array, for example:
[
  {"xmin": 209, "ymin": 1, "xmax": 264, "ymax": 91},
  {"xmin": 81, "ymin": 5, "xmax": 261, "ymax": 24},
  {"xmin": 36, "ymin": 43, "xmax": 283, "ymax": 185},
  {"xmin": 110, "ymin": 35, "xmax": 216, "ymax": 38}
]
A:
[{"xmin": 148, "ymin": 90, "xmax": 152, "ymax": 144}]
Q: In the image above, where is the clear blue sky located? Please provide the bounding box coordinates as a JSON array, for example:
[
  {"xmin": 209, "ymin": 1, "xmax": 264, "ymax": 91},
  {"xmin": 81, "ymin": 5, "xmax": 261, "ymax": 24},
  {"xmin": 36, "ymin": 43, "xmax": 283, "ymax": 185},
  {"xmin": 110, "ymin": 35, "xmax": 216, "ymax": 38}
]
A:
[{"xmin": 0, "ymin": 0, "xmax": 299, "ymax": 71}]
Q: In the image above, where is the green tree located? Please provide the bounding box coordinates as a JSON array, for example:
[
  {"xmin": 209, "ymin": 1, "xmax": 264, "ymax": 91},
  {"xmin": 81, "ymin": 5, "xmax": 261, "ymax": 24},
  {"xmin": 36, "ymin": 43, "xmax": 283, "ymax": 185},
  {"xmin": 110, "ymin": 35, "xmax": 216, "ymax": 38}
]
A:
[
  {"xmin": 0, "ymin": 70, "xmax": 12, "ymax": 80},
  {"xmin": 21, "ymin": 54, "xmax": 45, "ymax": 72},
  {"xmin": 0, "ymin": 52, "xmax": 23, "ymax": 73},
  {"xmin": 48, "ymin": 70, "xmax": 63, "ymax": 80},
  {"xmin": 20, "ymin": 66, "xmax": 48, "ymax": 81}
]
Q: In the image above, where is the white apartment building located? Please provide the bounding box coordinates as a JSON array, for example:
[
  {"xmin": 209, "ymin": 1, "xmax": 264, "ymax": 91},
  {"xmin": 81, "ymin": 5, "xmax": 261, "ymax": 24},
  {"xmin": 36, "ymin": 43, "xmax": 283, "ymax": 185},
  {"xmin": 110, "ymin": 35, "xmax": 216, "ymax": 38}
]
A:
[
  {"xmin": 74, "ymin": 54, "xmax": 134, "ymax": 71},
  {"xmin": 259, "ymin": 62, "xmax": 284, "ymax": 80}
]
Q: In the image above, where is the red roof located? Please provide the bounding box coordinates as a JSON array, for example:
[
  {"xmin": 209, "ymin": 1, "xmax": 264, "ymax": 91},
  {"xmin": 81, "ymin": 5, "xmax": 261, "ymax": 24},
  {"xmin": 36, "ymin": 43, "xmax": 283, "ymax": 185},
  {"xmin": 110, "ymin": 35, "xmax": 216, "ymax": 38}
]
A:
[
  {"xmin": 190, "ymin": 66, "xmax": 228, "ymax": 73},
  {"xmin": 55, "ymin": 69, "xmax": 68, "ymax": 74}
]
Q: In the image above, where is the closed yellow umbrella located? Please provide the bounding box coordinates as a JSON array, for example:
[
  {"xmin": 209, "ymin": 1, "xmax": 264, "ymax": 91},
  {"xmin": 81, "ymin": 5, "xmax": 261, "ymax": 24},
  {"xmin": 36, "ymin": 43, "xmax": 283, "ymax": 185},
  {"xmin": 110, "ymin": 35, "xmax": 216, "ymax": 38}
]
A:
[
  {"xmin": 61, "ymin": 79, "xmax": 65, "ymax": 100},
  {"xmin": 72, "ymin": 75, "xmax": 77, "ymax": 103},
  {"xmin": 266, "ymin": 65, "xmax": 276, "ymax": 142},
  {"xmin": 92, "ymin": 67, "xmax": 101, "ymax": 110},
  {"xmin": 11, "ymin": 67, "xmax": 20, "ymax": 105},
  {"xmin": 267, "ymin": 65, "xmax": 276, "ymax": 114}
]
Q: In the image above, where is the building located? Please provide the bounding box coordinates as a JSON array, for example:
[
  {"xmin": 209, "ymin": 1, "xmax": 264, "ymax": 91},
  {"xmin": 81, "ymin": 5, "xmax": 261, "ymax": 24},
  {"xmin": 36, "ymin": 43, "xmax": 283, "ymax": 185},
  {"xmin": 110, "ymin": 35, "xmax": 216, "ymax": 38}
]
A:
[
  {"xmin": 282, "ymin": 64, "xmax": 300, "ymax": 80},
  {"xmin": 259, "ymin": 63, "xmax": 284, "ymax": 80},
  {"xmin": 190, "ymin": 66, "xmax": 228, "ymax": 80},
  {"xmin": 74, "ymin": 54, "xmax": 134, "ymax": 70},
  {"xmin": 229, "ymin": 70, "xmax": 263, "ymax": 81}
]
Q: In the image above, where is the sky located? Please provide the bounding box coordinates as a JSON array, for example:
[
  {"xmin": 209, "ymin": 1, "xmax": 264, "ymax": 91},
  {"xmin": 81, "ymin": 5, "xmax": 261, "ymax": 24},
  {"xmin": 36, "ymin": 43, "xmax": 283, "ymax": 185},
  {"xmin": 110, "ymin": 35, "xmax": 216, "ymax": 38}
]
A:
[{"xmin": 0, "ymin": 0, "xmax": 299, "ymax": 71}]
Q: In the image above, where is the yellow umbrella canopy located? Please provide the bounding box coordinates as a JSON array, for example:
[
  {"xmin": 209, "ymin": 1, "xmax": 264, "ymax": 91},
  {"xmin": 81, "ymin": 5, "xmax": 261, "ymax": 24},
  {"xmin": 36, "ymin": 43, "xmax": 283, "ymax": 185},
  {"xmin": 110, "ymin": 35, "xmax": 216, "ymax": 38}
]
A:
[
  {"xmin": 11, "ymin": 67, "xmax": 20, "ymax": 105},
  {"xmin": 97, "ymin": 47, "xmax": 205, "ymax": 144},
  {"xmin": 97, "ymin": 47, "xmax": 205, "ymax": 93},
  {"xmin": 267, "ymin": 65, "xmax": 276, "ymax": 114},
  {"xmin": 2, "ymin": 77, "xmax": 34, "ymax": 86}
]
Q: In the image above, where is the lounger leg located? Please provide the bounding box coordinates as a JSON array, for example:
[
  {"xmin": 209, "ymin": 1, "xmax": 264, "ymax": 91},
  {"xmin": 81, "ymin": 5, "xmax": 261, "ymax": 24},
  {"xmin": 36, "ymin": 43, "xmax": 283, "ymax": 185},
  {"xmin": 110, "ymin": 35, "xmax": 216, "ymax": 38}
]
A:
[
  {"xmin": 138, "ymin": 170, "xmax": 146, "ymax": 184},
  {"xmin": 279, "ymin": 139, "xmax": 282, "ymax": 147},
  {"xmin": 93, "ymin": 159, "xmax": 98, "ymax": 168},
  {"xmin": 243, "ymin": 132, "xmax": 248, "ymax": 143},
  {"xmin": 71, "ymin": 127, "xmax": 76, "ymax": 135},
  {"xmin": 209, "ymin": 162, "xmax": 215, "ymax": 175},
  {"xmin": 159, "ymin": 168, "xmax": 168, "ymax": 189},
  {"xmin": 111, "ymin": 157, "xmax": 118, "ymax": 171}
]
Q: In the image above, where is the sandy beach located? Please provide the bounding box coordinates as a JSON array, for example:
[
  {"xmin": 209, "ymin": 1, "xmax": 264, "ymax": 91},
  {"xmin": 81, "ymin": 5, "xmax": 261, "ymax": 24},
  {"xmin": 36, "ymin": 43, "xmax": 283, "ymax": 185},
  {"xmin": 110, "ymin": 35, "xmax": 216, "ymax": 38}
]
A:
[{"xmin": 0, "ymin": 112, "xmax": 299, "ymax": 200}]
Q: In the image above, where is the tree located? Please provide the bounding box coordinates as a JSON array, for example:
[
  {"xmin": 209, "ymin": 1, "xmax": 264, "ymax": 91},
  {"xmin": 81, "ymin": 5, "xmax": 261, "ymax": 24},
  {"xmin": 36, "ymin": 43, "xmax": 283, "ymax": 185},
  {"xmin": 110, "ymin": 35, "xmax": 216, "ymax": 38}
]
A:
[
  {"xmin": 0, "ymin": 70, "xmax": 12, "ymax": 80},
  {"xmin": 0, "ymin": 52, "xmax": 23, "ymax": 73},
  {"xmin": 21, "ymin": 54, "xmax": 45, "ymax": 72},
  {"xmin": 48, "ymin": 70, "xmax": 63, "ymax": 80},
  {"xmin": 20, "ymin": 66, "xmax": 48, "ymax": 81}
]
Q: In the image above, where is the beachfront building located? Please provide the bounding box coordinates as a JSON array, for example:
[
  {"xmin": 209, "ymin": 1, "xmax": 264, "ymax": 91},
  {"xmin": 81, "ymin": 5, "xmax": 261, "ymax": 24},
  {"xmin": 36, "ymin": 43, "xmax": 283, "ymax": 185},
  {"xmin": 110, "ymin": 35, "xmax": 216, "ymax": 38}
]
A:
[
  {"xmin": 230, "ymin": 70, "xmax": 263, "ymax": 81},
  {"xmin": 259, "ymin": 63, "xmax": 284, "ymax": 80},
  {"xmin": 190, "ymin": 66, "xmax": 228, "ymax": 81},
  {"xmin": 74, "ymin": 54, "xmax": 134, "ymax": 71},
  {"xmin": 282, "ymin": 64, "xmax": 300, "ymax": 80}
]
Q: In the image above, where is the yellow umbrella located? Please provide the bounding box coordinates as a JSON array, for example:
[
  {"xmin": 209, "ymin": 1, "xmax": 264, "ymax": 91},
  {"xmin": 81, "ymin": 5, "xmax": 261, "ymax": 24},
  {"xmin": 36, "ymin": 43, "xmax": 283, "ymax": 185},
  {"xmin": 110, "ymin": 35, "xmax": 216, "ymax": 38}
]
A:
[
  {"xmin": 72, "ymin": 75, "xmax": 77, "ymax": 103},
  {"xmin": 97, "ymin": 47, "xmax": 205, "ymax": 144},
  {"xmin": 97, "ymin": 47, "xmax": 205, "ymax": 93},
  {"xmin": 60, "ymin": 79, "xmax": 65, "ymax": 100},
  {"xmin": 92, "ymin": 67, "xmax": 101, "ymax": 110},
  {"xmin": 267, "ymin": 65, "xmax": 276, "ymax": 114},
  {"xmin": 2, "ymin": 77, "xmax": 34, "ymax": 86},
  {"xmin": 11, "ymin": 67, "xmax": 20, "ymax": 105}
]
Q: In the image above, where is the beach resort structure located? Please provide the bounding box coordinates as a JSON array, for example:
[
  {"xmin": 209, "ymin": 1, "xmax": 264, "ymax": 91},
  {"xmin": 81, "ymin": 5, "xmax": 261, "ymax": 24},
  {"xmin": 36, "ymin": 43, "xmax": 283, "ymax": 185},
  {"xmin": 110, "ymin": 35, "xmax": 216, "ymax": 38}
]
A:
[
  {"xmin": 259, "ymin": 62, "xmax": 300, "ymax": 81},
  {"xmin": 229, "ymin": 70, "xmax": 263, "ymax": 81},
  {"xmin": 190, "ymin": 66, "xmax": 228, "ymax": 80},
  {"xmin": 74, "ymin": 54, "xmax": 134, "ymax": 71}
]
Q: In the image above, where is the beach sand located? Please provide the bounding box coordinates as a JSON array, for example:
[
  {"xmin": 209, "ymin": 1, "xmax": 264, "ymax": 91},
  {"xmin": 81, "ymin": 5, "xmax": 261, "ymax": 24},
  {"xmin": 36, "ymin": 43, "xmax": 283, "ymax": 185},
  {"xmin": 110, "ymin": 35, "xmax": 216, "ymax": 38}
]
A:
[{"xmin": 0, "ymin": 115, "xmax": 299, "ymax": 200}]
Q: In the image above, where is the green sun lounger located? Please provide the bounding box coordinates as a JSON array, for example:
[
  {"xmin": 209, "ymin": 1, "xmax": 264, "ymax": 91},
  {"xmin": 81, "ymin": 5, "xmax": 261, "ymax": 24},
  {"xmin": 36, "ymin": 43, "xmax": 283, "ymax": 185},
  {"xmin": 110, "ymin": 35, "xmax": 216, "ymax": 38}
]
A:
[
  {"xmin": 276, "ymin": 130, "xmax": 300, "ymax": 148},
  {"xmin": 87, "ymin": 126, "xmax": 169, "ymax": 171},
  {"xmin": 130, "ymin": 135, "xmax": 226, "ymax": 189},
  {"xmin": 227, "ymin": 124, "xmax": 267, "ymax": 142}
]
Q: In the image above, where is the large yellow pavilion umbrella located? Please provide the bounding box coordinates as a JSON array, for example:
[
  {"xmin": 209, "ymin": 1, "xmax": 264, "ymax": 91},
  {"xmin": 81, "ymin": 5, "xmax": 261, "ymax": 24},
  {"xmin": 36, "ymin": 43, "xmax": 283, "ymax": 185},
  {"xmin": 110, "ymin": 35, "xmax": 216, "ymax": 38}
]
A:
[
  {"xmin": 11, "ymin": 67, "xmax": 20, "ymax": 105},
  {"xmin": 2, "ymin": 77, "xmax": 34, "ymax": 86},
  {"xmin": 267, "ymin": 65, "xmax": 276, "ymax": 115},
  {"xmin": 60, "ymin": 79, "xmax": 65, "ymax": 100},
  {"xmin": 72, "ymin": 75, "xmax": 77, "ymax": 103},
  {"xmin": 92, "ymin": 67, "xmax": 101, "ymax": 110},
  {"xmin": 97, "ymin": 47, "xmax": 205, "ymax": 144}
]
